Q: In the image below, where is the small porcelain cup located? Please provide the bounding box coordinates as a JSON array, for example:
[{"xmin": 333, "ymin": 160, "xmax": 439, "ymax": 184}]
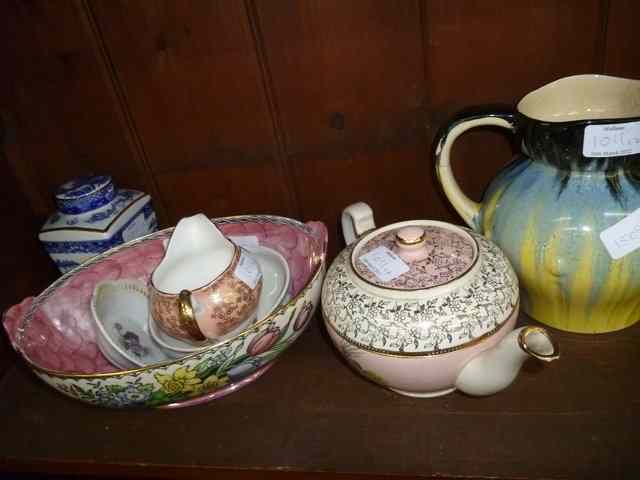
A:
[
  {"xmin": 148, "ymin": 214, "xmax": 263, "ymax": 344},
  {"xmin": 149, "ymin": 244, "xmax": 291, "ymax": 358}
]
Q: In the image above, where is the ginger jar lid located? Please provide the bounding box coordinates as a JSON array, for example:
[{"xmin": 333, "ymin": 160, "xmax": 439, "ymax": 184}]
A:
[
  {"xmin": 55, "ymin": 175, "xmax": 116, "ymax": 214},
  {"xmin": 322, "ymin": 217, "xmax": 519, "ymax": 355}
]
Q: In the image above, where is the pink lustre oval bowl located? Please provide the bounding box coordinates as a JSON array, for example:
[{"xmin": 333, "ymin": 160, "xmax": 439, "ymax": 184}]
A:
[{"xmin": 3, "ymin": 215, "xmax": 327, "ymax": 408}]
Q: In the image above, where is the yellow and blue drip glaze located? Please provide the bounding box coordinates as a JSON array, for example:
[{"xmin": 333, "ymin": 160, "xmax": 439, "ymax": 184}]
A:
[{"xmin": 475, "ymin": 147, "xmax": 640, "ymax": 333}]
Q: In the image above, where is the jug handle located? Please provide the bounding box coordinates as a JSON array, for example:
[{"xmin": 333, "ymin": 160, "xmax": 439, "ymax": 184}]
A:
[
  {"xmin": 434, "ymin": 110, "xmax": 515, "ymax": 229},
  {"xmin": 341, "ymin": 202, "xmax": 376, "ymax": 245},
  {"xmin": 178, "ymin": 290, "xmax": 207, "ymax": 342}
]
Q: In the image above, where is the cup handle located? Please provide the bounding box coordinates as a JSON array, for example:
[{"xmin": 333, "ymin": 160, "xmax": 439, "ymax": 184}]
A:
[
  {"xmin": 341, "ymin": 202, "xmax": 376, "ymax": 246},
  {"xmin": 178, "ymin": 290, "xmax": 206, "ymax": 342},
  {"xmin": 434, "ymin": 109, "xmax": 515, "ymax": 229}
]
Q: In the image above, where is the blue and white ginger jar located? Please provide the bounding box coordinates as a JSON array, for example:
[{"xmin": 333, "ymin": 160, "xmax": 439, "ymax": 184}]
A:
[{"xmin": 39, "ymin": 175, "xmax": 158, "ymax": 273}]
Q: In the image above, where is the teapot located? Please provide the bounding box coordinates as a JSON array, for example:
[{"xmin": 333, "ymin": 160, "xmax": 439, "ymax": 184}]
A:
[
  {"xmin": 321, "ymin": 202, "xmax": 558, "ymax": 397},
  {"xmin": 149, "ymin": 213, "xmax": 263, "ymax": 344},
  {"xmin": 435, "ymin": 74, "xmax": 640, "ymax": 333}
]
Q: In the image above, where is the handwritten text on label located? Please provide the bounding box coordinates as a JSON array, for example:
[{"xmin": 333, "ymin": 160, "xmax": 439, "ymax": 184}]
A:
[
  {"xmin": 600, "ymin": 208, "xmax": 640, "ymax": 260},
  {"xmin": 359, "ymin": 246, "xmax": 409, "ymax": 282},
  {"xmin": 583, "ymin": 121, "xmax": 640, "ymax": 158}
]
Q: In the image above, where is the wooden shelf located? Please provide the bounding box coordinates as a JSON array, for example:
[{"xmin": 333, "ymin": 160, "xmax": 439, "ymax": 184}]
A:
[{"xmin": 1, "ymin": 304, "xmax": 639, "ymax": 479}]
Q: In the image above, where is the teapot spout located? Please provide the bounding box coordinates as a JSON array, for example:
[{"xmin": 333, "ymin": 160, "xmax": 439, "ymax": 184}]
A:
[{"xmin": 455, "ymin": 326, "xmax": 559, "ymax": 396}]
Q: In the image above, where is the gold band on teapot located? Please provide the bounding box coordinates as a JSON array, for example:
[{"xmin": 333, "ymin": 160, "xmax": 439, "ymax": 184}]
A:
[{"xmin": 517, "ymin": 326, "xmax": 559, "ymax": 362}]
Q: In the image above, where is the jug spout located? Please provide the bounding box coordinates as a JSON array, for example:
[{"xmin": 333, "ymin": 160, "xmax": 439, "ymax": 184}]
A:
[
  {"xmin": 166, "ymin": 213, "xmax": 233, "ymax": 257},
  {"xmin": 153, "ymin": 213, "xmax": 236, "ymax": 294},
  {"xmin": 455, "ymin": 326, "xmax": 559, "ymax": 396}
]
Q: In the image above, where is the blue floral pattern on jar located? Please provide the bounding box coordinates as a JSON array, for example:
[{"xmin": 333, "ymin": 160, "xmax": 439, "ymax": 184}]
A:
[{"xmin": 39, "ymin": 176, "xmax": 158, "ymax": 274}]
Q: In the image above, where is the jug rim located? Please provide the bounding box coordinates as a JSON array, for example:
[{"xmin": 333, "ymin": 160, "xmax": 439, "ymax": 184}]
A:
[
  {"xmin": 517, "ymin": 74, "xmax": 640, "ymax": 124},
  {"xmin": 149, "ymin": 244, "xmax": 241, "ymax": 295}
]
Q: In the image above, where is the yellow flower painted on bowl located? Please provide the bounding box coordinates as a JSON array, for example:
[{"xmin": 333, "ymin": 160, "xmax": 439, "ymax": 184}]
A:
[
  {"xmin": 155, "ymin": 367, "xmax": 201, "ymax": 396},
  {"xmin": 200, "ymin": 374, "xmax": 230, "ymax": 392}
]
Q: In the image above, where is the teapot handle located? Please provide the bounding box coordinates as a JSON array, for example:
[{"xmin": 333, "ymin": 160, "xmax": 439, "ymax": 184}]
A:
[
  {"xmin": 341, "ymin": 202, "xmax": 376, "ymax": 245},
  {"xmin": 434, "ymin": 110, "xmax": 515, "ymax": 229}
]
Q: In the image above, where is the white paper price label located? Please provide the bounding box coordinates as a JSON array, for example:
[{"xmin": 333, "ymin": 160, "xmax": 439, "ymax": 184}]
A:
[
  {"xmin": 583, "ymin": 121, "xmax": 640, "ymax": 158},
  {"xmin": 600, "ymin": 208, "xmax": 640, "ymax": 260},
  {"xmin": 228, "ymin": 235, "xmax": 260, "ymax": 249},
  {"xmin": 234, "ymin": 251, "xmax": 262, "ymax": 289},
  {"xmin": 359, "ymin": 246, "xmax": 409, "ymax": 282}
]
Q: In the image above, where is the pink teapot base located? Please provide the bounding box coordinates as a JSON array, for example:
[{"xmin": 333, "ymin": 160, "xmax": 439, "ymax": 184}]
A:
[{"xmin": 327, "ymin": 309, "xmax": 518, "ymax": 398}]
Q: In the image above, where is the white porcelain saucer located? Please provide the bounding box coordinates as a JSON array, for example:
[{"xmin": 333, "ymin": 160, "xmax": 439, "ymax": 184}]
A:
[{"xmin": 91, "ymin": 245, "xmax": 291, "ymax": 369}]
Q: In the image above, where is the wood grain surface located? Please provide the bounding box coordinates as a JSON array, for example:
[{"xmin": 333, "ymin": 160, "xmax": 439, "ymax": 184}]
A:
[
  {"xmin": 0, "ymin": 0, "xmax": 158, "ymax": 220},
  {"xmin": 1, "ymin": 0, "xmax": 633, "ymax": 237},
  {"xmin": 0, "ymin": 315, "xmax": 639, "ymax": 479},
  {"xmin": 89, "ymin": 0, "xmax": 297, "ymax": 220}
]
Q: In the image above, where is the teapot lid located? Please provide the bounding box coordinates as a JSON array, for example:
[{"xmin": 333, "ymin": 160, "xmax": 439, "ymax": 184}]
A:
[{"xmin": 351, "ymin": 222, "xmax": 477, "ymax": 291}]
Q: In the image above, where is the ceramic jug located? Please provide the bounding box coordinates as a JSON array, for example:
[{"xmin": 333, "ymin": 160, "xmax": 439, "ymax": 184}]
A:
[
  {"xmin": 149, "ymin": 214, "xmax": 262, "ymax": 343},
  {"xmin": 435, "ymin": 74, "xmax": 640, "ymax": 333}
]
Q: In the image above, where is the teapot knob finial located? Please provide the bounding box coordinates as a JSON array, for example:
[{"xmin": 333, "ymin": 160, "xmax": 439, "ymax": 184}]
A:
[
  {"xmin": 395, "ymin": 226, "xmax": 425, "ymax": 246},
  {"xmin": 394, "ymin": 226, "xmax": 430, "ymax": 263}
]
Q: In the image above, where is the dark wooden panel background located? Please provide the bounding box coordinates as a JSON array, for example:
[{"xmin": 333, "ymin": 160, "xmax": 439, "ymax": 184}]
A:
[
  {"xmin": 1, "ymin": 0, "xmax": 638, "ymax": 269},
  {"xmin": 0, "ymin": 2, "xmax": 639, "ymax": 478}
]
